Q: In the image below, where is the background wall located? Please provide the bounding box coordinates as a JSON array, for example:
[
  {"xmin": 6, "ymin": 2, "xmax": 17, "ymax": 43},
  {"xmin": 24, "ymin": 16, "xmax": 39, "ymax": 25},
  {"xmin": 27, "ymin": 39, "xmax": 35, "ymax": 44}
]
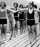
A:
[{"xmin": 0, "ymin": 0, "xmax": 40, "ymax": 9}]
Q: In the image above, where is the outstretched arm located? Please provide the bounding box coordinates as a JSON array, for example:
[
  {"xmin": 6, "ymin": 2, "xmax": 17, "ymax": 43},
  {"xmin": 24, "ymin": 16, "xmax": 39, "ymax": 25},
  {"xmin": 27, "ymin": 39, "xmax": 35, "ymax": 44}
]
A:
[{"xmin": 6, "ymin": 6, "xmax": 28, "ymax": 13}]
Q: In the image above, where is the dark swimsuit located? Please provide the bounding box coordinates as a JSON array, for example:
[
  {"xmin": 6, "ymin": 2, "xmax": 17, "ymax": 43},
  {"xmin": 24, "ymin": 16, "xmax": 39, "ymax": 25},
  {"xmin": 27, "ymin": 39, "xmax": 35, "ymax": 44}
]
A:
[
  {"xmin": 0, "ymin": 11, "xmax": 7, "ymax": 34},
  {"xmin": 19, "ymin": 12, "xmax": 25, "ymax": 27},
  {"xmin": 14, "ymin": 12, "xmax": 18, "ymax": 21},
  {"xmin": 19, "ymin": 12, "xmax": 25, "ymax": 21},
  {"xmin": 27, "ymin": 11, "xmax": 35, "ymax": 26},
  {"xmin": 0, "ymin": 11, "xmax": 7, "ymax": 24}
]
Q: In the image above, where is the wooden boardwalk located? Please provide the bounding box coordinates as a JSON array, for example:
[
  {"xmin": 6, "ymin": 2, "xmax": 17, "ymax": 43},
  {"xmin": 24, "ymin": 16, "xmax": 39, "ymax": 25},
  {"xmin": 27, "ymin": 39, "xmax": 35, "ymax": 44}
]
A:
[
  {"xmin": 1, "ymin": 23, "xmax": 40, "ymax": 47},
  {"xmin": 1, "ymin": 32, "xmax": 40, "ymax": 47}
]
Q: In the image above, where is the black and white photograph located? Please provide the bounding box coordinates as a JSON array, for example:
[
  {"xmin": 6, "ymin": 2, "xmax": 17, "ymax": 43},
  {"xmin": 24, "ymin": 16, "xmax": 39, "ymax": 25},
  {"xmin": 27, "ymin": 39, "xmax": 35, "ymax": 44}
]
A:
[{"xmin": 0, "ymin": 0, "xmax": 40, "ymax": 47}]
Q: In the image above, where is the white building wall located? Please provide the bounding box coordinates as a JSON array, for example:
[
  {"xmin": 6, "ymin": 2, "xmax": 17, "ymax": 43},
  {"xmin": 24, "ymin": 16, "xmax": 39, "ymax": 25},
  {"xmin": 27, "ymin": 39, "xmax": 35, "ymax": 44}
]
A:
[{"xmin": 0, "ymin": 0, "xmax": 40, "ymax": 9}]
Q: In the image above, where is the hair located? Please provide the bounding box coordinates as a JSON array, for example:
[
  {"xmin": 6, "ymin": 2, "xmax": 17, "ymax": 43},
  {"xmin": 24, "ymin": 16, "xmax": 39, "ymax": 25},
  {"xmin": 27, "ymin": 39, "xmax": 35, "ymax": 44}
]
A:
[
  {"xmin": 28, "ymin": 1, "xmax": 34, "ymax": 7},
  {"xmin": 34, "ymin": 4, "xmax": 37, "ymax": 9},
  {"xmin": 1, "ymin": 2, "xmax": 6, "ymax": 7},
  {"xmin": 19, "ymin": 4, "xmax": 23, "ymax": 8},
  {"xmin": 26, "ymin": 5, "xmax": 28, "ymax": 8},
  {"xmin": 13, "ymin": 2, "xmax": 18, "ymax": 7}
]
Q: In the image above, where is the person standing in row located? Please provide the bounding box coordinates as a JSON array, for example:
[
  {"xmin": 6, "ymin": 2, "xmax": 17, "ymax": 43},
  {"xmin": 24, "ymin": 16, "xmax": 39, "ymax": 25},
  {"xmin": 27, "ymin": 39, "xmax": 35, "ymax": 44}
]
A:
[
  {"xmin": 6, "ymin": 5, "xmax": 16, "ymax": 40},
  {"xmin": 19, "ymin": 4, "xmax": 25, "ymax": 34},
  {"xmin": 13, "ymin": 3, "xmax": 21, "ymax": 36},
  {"xmin": 26, "ymin": 2, "xmax": 39, "ymax": 43},
  {"xmin": 0, "ymin": 2, "xmax": 7, "ymax": 40}
]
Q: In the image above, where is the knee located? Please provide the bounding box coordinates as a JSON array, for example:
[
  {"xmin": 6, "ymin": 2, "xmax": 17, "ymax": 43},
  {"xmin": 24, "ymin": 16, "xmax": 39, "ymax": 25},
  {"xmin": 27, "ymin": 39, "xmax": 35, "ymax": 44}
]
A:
[{"xmin": 4, "ymin": 24, "xmax": 7, "ymax": 32}]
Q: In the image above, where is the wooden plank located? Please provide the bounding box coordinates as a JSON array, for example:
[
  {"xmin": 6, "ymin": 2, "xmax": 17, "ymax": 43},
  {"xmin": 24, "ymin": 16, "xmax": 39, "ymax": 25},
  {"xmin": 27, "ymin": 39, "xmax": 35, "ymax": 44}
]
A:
[
  {"xmin": 37, "ymin": 43, "xmax": 40, "ymax": 47},
  {"xmin": 30, "ymin": 34, "xmax": 40, "ymax": 47},
  {"xmin": 5, "ymin": 33, "xmax": 28, "ymax": 47},
  {"xmin": 15, "ymin": 39, "xmax": 29, "ymax": 47},
  {"xmin": 25, "ymin": 34, "xmax": 40, "ymax": 47},
  {"xmin": 12, "ymin": 35, "xmax": 29, "ymax": 47},
  {"xmin": 38, "ymin": 45, "xmax": 40, "ymax": 47},
  {"xmin": 26, "ymin": 44, "xmax": 31, "ymax": 47},
  {"xmin": 2, "ymin": 32, "xmax": 28, "ymax": 47},
  {"xmin": 33, "ymin": 40, "xmax": 40, "ymax": 47}
]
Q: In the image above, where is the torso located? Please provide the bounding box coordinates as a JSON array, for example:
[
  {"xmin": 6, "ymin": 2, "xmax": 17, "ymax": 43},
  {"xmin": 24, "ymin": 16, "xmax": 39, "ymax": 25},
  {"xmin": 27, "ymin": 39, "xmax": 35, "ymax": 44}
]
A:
[
  {"xmin": 19, "ymin": 12, "xmax": 25, "ymax": 21},
  {"xmin": 27, "ymin": 10, "xmax": 35, "ymax": 26},
  {"xmin": 14, "ymin": 8, "xmax": 18, "ymax": 21},
  {"xmin": 0, "ymin": 10, "xmax": 7, "ymax": 24},
  {"xmin": 27, "ymin": 11, "xmax": 34, "ymax": 20}
]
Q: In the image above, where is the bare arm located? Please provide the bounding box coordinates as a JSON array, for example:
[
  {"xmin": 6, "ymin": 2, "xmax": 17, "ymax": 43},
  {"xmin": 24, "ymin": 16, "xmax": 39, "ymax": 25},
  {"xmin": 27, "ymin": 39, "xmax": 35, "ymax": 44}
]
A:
[{"xmin": 34, "ymin": 11, "xmax": 39, "ymax": 24}]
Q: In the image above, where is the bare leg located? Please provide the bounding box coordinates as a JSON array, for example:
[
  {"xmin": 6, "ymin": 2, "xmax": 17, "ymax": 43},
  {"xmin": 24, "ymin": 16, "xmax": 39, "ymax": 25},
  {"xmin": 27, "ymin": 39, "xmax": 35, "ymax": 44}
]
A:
[
  {"xmin": 20, "ymin": 21, "xmax": 22, "ymax": 34},
  {"xmin": 36, "ymin": 23, "xmax": 39, "ymax": 36},
  {"xmin": 29, "ymin": 26, "xmax": 32, "ymax": 44},
  {"xmin": 0, "ymin": 29, "xmax": 1, "ymax": 36},
  {"xmin": 27, "ymin": 26, "xmax": 32, "ymax": 44},
  {"xmin": 27, "ymin": 26, "xmax": 30, "ymax": 32},
  {"xmin": 3, "ymin": 24, "xmax": 7, "ymax": 41},
  {"xmin": 28, "ymin": 26, "xmax": 34, "ymax": 44},
  {"xmin": 0, "ymin": 29, "xmax": 1, "ymax": 41},
  {"xmin": 32, "ymin": 25, "xmax": 36, "ymax": 39},
  {"xmin": 17, "ymin": 21, "xmax": 20, "ymax": 36},
  {"xmin": 22, "ymin": 21, "xmax": 26, "ymax": 33},
  {"xmin": 34, "ymin": 25, "xmax": 37, "ymax": 38},
  {"xmin": 9, "ymin": 22, "xmax": 13, "ymax": 40}
]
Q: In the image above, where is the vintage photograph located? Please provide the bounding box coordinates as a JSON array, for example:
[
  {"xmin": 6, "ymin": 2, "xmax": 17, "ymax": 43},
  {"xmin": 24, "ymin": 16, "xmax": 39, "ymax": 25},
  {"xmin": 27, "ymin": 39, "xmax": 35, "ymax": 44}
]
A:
[{"xmin": 0, "ymin": 0, "xmax": 40, "ymax": 47}]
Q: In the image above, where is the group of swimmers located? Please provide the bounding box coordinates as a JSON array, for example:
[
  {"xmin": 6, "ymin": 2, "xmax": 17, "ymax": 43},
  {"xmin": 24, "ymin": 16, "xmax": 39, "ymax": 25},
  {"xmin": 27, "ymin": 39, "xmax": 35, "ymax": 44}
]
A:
[{"xmin": 0, "ymin": 1, "xmax": 39, "ymax": 43}]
